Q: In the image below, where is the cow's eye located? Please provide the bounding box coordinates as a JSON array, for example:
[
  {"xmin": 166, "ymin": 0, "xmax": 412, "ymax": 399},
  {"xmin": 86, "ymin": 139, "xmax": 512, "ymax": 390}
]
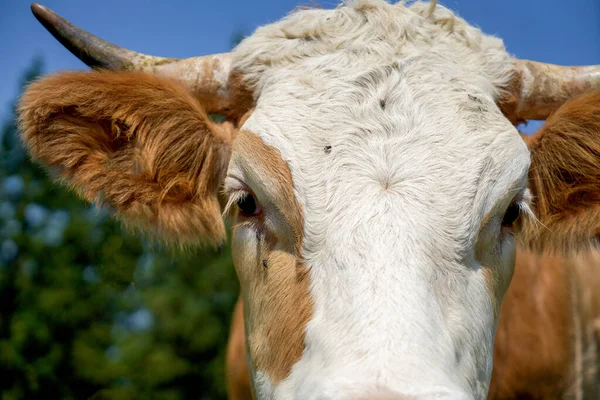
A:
[
  {"xmin": 237, "ymin": 194, "xmax": 260, "ymax": 217},
  {"xmin": 501, "ymin": 203, "xmax": 521, "ymax": 228}
]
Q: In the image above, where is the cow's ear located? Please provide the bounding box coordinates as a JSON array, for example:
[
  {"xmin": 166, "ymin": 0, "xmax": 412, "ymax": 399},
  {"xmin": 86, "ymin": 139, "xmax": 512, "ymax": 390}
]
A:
[
  {"xmin": 18, "ymin": 70, "xmax": 234, "ymax": 245},
  {"xmin": 522, "ymin": 91, "xmax": 600, "ymax": 251}
]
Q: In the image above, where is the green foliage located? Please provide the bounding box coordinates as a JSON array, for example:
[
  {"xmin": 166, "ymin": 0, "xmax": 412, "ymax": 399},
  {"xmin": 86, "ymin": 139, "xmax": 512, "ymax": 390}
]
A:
[{"xmin": 0, "ymin": 59, "xmax": 239, "ymax": 400}]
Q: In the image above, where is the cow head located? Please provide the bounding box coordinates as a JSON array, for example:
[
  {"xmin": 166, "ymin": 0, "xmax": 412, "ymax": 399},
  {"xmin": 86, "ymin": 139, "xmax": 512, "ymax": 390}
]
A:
[{"xmin": 18, "ymin": 2, "xmax": 600, "ymax": 398}]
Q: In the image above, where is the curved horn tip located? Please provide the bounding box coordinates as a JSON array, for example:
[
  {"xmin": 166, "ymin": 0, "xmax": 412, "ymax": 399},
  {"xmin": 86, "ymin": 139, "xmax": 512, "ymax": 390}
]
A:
[
  {"xmin": 31, "ymin": 3, "xmax": 51, "ymax": 19},
  {"xmin": 31, "ymin": 3, "xmax": 44, "ymax": 12},
  {"xmin": 28, "ymin": 2, "xmax": 138, "ymax": 70}
]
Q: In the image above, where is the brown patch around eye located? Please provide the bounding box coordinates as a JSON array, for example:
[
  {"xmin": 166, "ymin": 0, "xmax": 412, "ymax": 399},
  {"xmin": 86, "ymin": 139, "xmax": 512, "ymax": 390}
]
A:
[
  {"xmin": 245, "ymin": 252, "xmax": 312, "ymax": 383},
  {"xmin": 232, "ymin": 130, "xmax": 312, "ymax": 384}
]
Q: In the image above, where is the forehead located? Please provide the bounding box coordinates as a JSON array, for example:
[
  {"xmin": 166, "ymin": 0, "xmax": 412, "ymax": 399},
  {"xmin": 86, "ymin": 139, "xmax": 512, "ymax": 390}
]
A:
[
  {"xmin": 233, "ymin": 1, "xmax": 514, "ymax": 102},
  {"xmin": 231, "ymin": 0, "xmax": 529, "ymax": 242},
  {"xmin": 232, "ymin": 1, "xmax": 518, "ymax": 145}
]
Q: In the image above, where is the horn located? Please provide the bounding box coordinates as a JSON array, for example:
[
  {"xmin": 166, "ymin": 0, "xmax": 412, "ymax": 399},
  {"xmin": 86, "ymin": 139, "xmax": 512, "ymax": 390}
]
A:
[
  {"xmin": 510, "ymin": 59, "xmax": 600, "ymax": 121},
  {"xmin": 30, "ymin": 3, "xmax": 237, "ymax": 113}
]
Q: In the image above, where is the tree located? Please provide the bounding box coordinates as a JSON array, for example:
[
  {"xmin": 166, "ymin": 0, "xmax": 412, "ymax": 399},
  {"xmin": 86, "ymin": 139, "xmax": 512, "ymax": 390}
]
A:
[{"xmin": 0, "ymin": 59, "xmax": 239, "ymax": 400}]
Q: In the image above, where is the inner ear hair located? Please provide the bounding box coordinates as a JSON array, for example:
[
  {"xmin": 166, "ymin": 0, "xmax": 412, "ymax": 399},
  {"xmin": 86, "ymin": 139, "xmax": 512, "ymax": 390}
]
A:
[
  {"xmin": 522, "ymin": 91, "xmax": 600, "ymax": 252},
  {"xmin": 18, "ymin": 70, "xmax": 235, "ymax": 246}
]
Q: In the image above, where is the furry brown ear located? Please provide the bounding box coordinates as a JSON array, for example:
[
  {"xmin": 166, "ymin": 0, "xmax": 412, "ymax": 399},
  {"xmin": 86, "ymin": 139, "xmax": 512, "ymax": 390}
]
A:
[
  {"xmin": 18, "ymin": 70, "xmax": 234, "ymax": 245},
  {"xmin": 522, "ymin": 91, "xmax": 600, "ymax": 251}
]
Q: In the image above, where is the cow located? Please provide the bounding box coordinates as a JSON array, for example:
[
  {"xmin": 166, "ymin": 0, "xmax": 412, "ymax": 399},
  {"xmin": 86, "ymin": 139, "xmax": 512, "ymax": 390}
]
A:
[
  {"xmin": 17, "ymin": 1, "xmax": 600, "ymax": 399},
  {"xmin": 226, "ymin": 107, "xmax": 600, "ymax": 399}
]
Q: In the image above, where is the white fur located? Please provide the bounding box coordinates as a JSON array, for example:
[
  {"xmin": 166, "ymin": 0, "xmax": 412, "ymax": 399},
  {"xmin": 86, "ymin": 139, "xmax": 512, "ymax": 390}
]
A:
[{"xmin": 230, "ymin": 1, "xmax": 531, "ymax": 398}]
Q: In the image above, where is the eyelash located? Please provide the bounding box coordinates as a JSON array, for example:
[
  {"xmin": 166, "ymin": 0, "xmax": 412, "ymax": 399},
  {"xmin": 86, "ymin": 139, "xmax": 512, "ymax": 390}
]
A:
[
  {"xmin": 223, "ymin": 187, "xmax": 262, "ymax": 218},
  {"xmin": 499, "ymin": 192, "xmax": 533, "ymax": 238}
]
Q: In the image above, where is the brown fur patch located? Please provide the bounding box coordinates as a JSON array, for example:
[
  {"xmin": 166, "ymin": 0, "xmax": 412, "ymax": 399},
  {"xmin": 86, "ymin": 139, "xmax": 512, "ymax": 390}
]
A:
[
  {"xmin": 226, "ymin": 298, "xmax": 253, "ymax": 400},
  {"xmin": 568, "ymin": 251, "xmax": 600, "ymax": 397},
  {"xmin": 18, "ymin": 70, "xmax": 234, "ymax": 245},
  {"xmin": 488, "ymin": 250, "xmax": 574, "ymax": 399},
  {"xmin": 231, "ymin": 130, "xmax": 312, "ymax": 384},
  {"xmin": 522, "ymin": 91, "xmax": 600, "ymax": 252},
  {"xmin": 232, "ymin": 130, "xmax": 304, "ymax": 252}
]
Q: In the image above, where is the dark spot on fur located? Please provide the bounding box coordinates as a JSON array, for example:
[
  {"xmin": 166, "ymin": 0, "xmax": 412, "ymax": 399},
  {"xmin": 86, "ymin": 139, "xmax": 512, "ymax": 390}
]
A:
[
  {"xmin": 262, "ymin": 259, "xmax": 268, "ymax": 268},
  {"xmin": 379, "ymin": 99, "xmax": 386, "ymax": 109},
  {"xmin": 468, "ymin": 94, "xmax": 483, "ymax": 104},
  {"xmin": 324, "ymin": 145, "xmax": 332, "ymax": 154}
]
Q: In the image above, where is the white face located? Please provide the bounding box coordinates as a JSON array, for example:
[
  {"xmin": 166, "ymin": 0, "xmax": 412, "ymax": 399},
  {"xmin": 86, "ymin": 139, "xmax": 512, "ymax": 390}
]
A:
[{"xmin": 226, "ymin": 1, "xmax": 532, "ymax": 399}]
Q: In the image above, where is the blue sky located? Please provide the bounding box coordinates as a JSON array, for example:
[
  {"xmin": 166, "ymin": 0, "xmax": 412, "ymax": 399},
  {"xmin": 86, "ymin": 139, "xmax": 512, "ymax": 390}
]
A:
[{"xmin": 2, "ymin": 0, "xmax": 599, "ymax": 131}]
